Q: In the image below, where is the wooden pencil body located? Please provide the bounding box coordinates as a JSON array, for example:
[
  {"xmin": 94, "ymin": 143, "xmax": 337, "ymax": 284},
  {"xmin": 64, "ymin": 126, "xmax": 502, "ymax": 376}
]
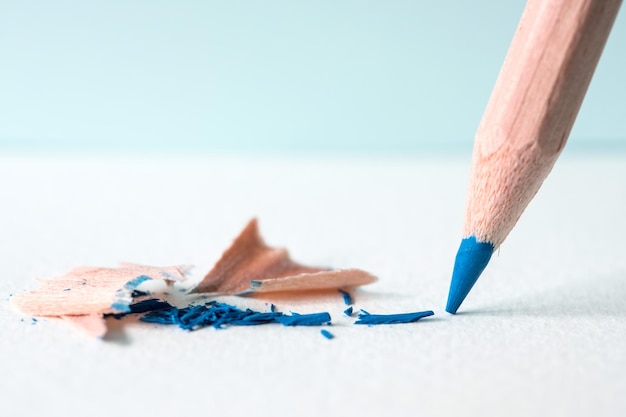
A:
[{"xmin": 463, "ymin": 0, "xmax": 621, "ymax": 247}]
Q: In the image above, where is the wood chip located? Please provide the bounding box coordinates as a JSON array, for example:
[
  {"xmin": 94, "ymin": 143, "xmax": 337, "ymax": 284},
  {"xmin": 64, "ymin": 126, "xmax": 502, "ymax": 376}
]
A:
[
  {"xmin": 192, "ymin": 219, "xmax": 377, "ymax": 294},
  {"xmin": 11, "ymin": 263, "xmax": 189, "ymax": 335}
]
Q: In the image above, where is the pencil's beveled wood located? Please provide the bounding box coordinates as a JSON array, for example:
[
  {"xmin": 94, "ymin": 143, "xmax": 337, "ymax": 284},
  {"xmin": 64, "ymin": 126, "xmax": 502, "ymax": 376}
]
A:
[{"xmin": 463, "ymin": 0, "xmax": 622, "ymax": 247}]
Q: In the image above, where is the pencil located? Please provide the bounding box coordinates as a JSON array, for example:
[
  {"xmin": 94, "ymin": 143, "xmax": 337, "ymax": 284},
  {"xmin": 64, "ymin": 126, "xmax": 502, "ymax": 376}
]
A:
[{"xmin": 445, "ymin": 0, "xmax": 622, "ymax": 314}]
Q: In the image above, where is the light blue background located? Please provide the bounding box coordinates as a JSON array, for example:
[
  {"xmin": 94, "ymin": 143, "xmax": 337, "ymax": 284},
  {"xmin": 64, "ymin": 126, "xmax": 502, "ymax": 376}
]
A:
[{"xmin": 1, "ymin": 1, "xmax": 624, "ymax": 154}]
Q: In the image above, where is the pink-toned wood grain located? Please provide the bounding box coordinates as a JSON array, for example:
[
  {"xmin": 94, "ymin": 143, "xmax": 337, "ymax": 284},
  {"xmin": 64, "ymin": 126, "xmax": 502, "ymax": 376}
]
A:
[
  {"xmin": 247, "ymin": 269, "xmax": 377, "ymax": 294},
  {"xmin": 463, "ymin": 0, "xmax": 621, "ymax": 247},
  {"xmin": 11, "ymin": 264, "xmax": 188, "ymax": 317},
  {"xmin": 192, "ymin": 219, "xmax": 377, "ymax": 294}
]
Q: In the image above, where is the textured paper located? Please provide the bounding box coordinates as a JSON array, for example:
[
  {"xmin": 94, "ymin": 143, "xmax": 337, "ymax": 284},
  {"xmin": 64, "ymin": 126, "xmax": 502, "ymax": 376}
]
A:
[{"xmin": 2, "ymin": 155, "xmax": 625, "ymax": 417}]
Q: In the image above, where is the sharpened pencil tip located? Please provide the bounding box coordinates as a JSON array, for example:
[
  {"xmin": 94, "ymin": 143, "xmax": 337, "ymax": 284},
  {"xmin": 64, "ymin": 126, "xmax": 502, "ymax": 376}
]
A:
[{"xmin": 446, "ymin": 236, "xmax": 494, "ymax": 314}]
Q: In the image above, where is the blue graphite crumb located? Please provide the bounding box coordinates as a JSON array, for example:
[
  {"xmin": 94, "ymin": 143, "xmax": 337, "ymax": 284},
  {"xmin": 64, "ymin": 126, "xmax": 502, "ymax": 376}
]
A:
[
  {"xmin": 128, "ymin": 299, "xmax": 172, "ymax": 314},
  {"xmin": 354, "ymin": 310, "xmax": 434, "ymax": 325},
  {"xmin": 110, "ymin": 301, "xmax": 132, "ymax": 313},
  {"xmin": 140, "ymin": 301, "xmax": 332, "ymax": 331},
  {"xmin": 123, "ymin": 275, "xmax": 152, "ymax": 290},
  {"xmin": 229, "ymin": 312, "xmax": 282, "ymax": 326},
  {"xmin": 107, "ymin": 299, "xmax": 173, "ymax": 319},
  {"xmin": 270, "ymin": 304, "xmax": 276, "ymax": 312},
  {"xmin": 63, "ymin": 288, "xmax": 71, "ymax": 291},
  {"xmin": 344, "ymin": 306, "xmax": 354, "ymax": 316},
  {"xmin": 274, "ymin": 312, "xmax": 331, "ymax": 327},
  {"xmin": 124, "ymin": 275, "xmax": 152, "ymax": 290},
  {"xmin": 338, "ymin": 289, "xmax": 352, "ymax": 305},
  {"xmin": 131, "ymin": 290, "xmax": 150, "ymax": 298},
  {"xmin": 31, "ymin": 318, "xmax": 38, "ymax": 324},
  {"xmin": 320, "ymin": 329, "xmax": 334, "ymax": 339}
]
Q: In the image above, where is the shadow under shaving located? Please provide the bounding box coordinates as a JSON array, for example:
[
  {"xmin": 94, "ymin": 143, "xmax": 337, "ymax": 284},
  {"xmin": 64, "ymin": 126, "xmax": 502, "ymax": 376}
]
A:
[
  {"xmin": 101, "ymin": 315, "xmax": 134, "ymax": 345},
  {"xmin": 460, "ymin": 270, "xmax": 626, "ymax": 318},
  {"xmin": 243, "ymin": 287, "xmax": 417, "ymax": 308}
]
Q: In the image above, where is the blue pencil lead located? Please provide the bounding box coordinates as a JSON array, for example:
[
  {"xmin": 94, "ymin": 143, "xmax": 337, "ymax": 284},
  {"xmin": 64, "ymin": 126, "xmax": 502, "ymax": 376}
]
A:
[
  {"xmin": 343, "ymin": 306, "xmax": 353, "ymax": 316},
  {"xmin": 446, "ymin": 236, "xmax": 494, "ymax": 314},
  {"xmin": 320, "ymin": 329, "xmax": 334, "ymax": 339},
  {"xmin": 123, "ymin": 275, "xmax": 152, "ymax": 290},
  {"xmin": 338, "ymin": 289, "xmax": 352, "ymax": 305},
  {"xmin": 107, "ymin": 298, "xmax": 173, "ymax": 319},
  {"xmin": 354, "ymin": 310, "xmax": 434, "ymax": 325},
  {"xmin": 131, "ymin": 290, "xmax": 150, "ymax": 298},
  {"xmin": 140, "ymin": 302, "xmax": 332, "ymax": 330},
  {"xmin": 275, "ymin": 312, "xmax": 331, "ymax": 326}
]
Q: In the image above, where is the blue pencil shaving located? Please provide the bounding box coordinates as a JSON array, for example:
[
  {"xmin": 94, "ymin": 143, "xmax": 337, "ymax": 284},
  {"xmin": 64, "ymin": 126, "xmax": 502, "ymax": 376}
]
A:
[
  {"xmin": 107, "ymin": 298, "xmax": 173, "ymax": 319},
  {"xmin": 344, "ymin": 306, "xmax": 354, "ymax": 317},
  {"xmin": 110, "ymin": 275, "xmax": 155, "ymax": 314},
  {"xmin": 140, "ymin": 301, "xmax": 332, "ymax": 331},
  {"xmin": 123, "ymin": 275, "xmax": 152, "ymax": 290},
  {"xmin": 228, "ymin": 312, "xmax": 282, "ymax": 326},
  {"xmin": 320, "ymin": 329, "xmax": 334, "ymax": 339},
  {"xmin": 109, "ymin": 301, "xmax": 131, "ymax": 313},
  {"xmin": 129, "ymin": 299, "xmax": 172, "ymax": 314},
  {"xmin": 131, "ymin": 290, "xmax": 150, "ymax": 298},
  {"xmin": 354, "ymin": 310, "xmax": 434, "ymax": 325},
  {"xmin": 339, "ymin": 289, "xmax": 352, "ymax": 305},
  {"xmin": 274, "ymin": 312, "xmax": 331, "ymax": 326}
]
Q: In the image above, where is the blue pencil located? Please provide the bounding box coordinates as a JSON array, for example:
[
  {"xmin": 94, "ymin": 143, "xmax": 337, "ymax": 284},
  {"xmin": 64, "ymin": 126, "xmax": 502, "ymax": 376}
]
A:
[{"xmin": 446, "ymin": 0, "xmax": 622, "ymax": 314}]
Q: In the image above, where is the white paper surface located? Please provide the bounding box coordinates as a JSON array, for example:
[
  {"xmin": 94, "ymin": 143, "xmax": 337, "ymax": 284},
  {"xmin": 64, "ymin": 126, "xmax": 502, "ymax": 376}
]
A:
[{"xmin": 1, "ymin": 153, "xmax": 625, "ymax": 417}]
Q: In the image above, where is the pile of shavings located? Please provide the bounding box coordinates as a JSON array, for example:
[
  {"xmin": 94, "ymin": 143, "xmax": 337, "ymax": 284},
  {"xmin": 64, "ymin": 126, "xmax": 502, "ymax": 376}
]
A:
[
  {"xmin": 10, "ymin": 219, "xmax": 379, "ymax": 337},
  {"xmin": 136, "ymin": 300, "xmax": 331, "ymax": 330},
  {"xmin": 12, "ymin": 218, "xmax": 435, "ymax": 338},
  {"xmin": 116, "ymin": 295, "xmax": 432, "ymax": 335},
  {"xmin": 10, "ymin": 263, "xmax": 189, "ymax": 337}
]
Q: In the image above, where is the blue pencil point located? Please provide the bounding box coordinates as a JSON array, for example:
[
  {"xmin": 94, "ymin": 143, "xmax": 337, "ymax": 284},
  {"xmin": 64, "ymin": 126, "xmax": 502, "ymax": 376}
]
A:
[{"xmin": 446, "ymin": 236, "xmax": 494, "ymax": 314}]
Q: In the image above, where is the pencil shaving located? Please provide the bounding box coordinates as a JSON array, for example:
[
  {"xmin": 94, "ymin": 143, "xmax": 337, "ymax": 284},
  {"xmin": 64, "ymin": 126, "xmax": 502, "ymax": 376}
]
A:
[
  {"xmin": 192, "ymin": 218, "xmax": 377, "ymax": 295},
  {"xmin": 12, "ymin": 219, "xmax": 377, "ymax": 338},
  {"xmin": 11, "ymin": 263, "xmax": 189, "ymax": 335},
  {"xmin": 247, "ymin": 269, "xmax": 376, "ymax": 294}
]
